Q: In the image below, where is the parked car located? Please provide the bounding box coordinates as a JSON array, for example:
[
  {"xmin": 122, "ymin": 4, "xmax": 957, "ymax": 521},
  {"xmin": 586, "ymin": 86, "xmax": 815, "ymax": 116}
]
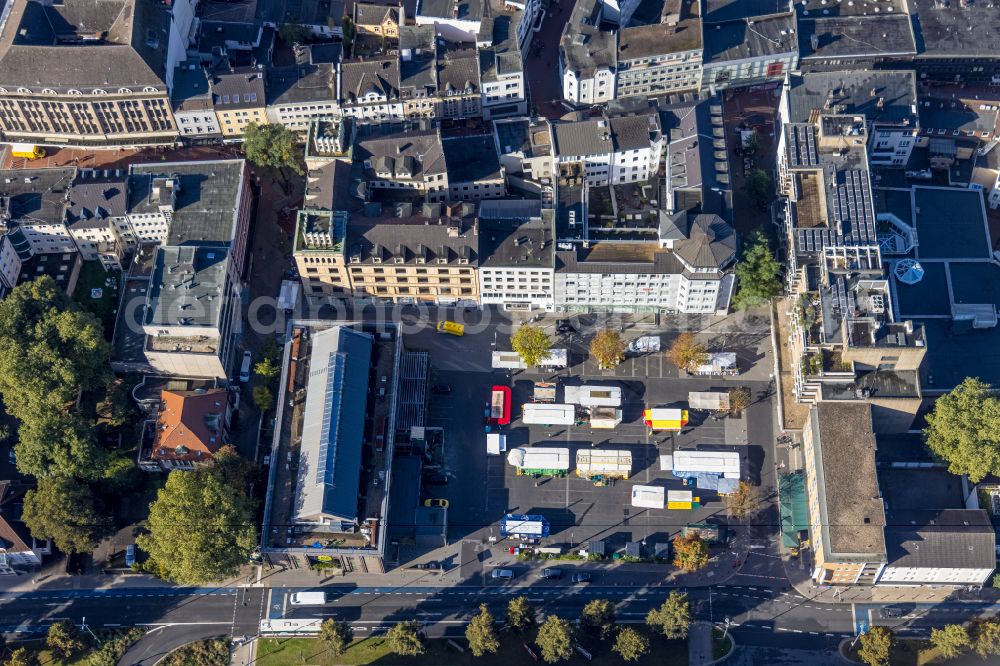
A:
[
  {"xmin": 425, "ymin": 473, "xmax": 449, "ymax": 486},
  {"xmin": 125, "ymin": 544, "xmax": 136, "ymax": 568},
  {"xmin": 879, "ymin": 604, "xmax": 913, "ymax": 619},
  {"xmin": 556, "ymin": 319, "xmax": 575, "ymax": 334},
  {"xmin": 571, "ymin": 572, "xmax": 592, "ymax": 584},
  {"xmin": 539, "ymin": 567, "xmax": 563, "ymax": 579},
  {"xmin": 491, "ymin": 568, "xmax": 515, "ymax": 580},
  {"xmin": 424, "ymin": 498, "xmax": 449, "ymax": 508},
  {"xmin": 431, "ymin": 384, "xmax": 452, "ymax": 395},
  {"xmin": 239, "ymin": 350, "xmax": 252, "ymax": 382}
]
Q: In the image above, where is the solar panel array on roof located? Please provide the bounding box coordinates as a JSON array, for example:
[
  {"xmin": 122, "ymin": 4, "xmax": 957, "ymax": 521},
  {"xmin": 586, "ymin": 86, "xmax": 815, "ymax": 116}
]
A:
[
  {"xmin": 317, "ymin": 353, "xmax": 346, "ymax": 486},
  {"xmin": 395, "ymin": 351, "xmax": 429, "ymax": 434},
  {"xmin": 796, "ymin": 228, "xmax": 837, "ymax": 253},
  {"xmin": 787, "ymin": 125, "xmax": 818, "ymax": 168},
  {"xmin": 833, "ymin": 170, "xmax": 876, "ymax": 243}
]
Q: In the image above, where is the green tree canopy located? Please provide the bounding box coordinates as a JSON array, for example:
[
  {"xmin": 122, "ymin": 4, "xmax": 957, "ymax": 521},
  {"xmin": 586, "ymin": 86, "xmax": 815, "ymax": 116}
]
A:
[
  {"xmin": 974, "ymin": 619, "xmax": 1000, "ymax": 658},
  {"xmin": 930, "ymin": 624, "xmax": 971, "ymax": 659},
  {"xmin": 672, "ymin": 533, "xmax": 709, "ymax": 572},
  {"xmin": 742, "ymin": 168, "xmax": 774, "ymax": 210},
  {"xmin": 465, "ymin": 604, "xmax": 500, "ymax": 657},
  {"xmin": 319, "ymin": 618, "xmax": 353, "ymax": 656},
  {"xmin": 137, "ymin": 452, "xmax": 257, "ymax": 583},
  {"xmin": 589, "ymin": 329, "xmax": 625, "ymax": 370},
  {"xmin": 536, "ymin": 615, "xmax": 574, "ymax": 663},
  {"xmin": 387, "ymin": 621, "xmax": 424, "ymax": 656},
  {"xmin": 15, "ymin": 412, "xmax": 107, "ymax": 480},
  {"xmin": 728, "ymin": 386, "xmax": 751, "ymax": 415},
  {"xmin": 507, "ymin": 596, "xmax": 536, "ymax": 632},
  {"xmin": 511, "ymin": 324, "xmax": 552, "ymax": 367},
  {"xmin": 7, "ymin": 646, "xmax": 37, "ymax": 666},
  {"xmin": 924, "ymin": 377, "xmax": 1000, "ymax": 482},
  {"xmin": 726, "ymin": 481, "xmax": 766, "ymax": 522},
  {"xmin": 252, "ymin": 385, "xmax": 274, "ymax": 413},
  {"xmin": 581, "ymin": 599, "xmax": 616, "ymax": 638},
  {"xmin": 858, "ymin": 626, "xmax": 894, "ymax": 666},
  {"xmin": 733, "ymin": 231, "xmax": 782, "ymax": 310},
  {"xmin": 665, "ymin": 332, "xmax": 707, "ymax": 373},
  {"xmin": 254, "ymin": 356, "xmax": 281, "ymax": 383},
  {"xmin": 613, "ymin": 627, "xmax": 650, "ymax": 662},
  {"xmin": 278, "ymin": 23, "xmax": 310, "ymax": 44},
  {"xmin": 242, "ymin": 123, "xmax": 305, "ymax": 175},
  {"xmin": 22, "ymin": 476, "xmax": 111, "ymax": 554},
  {"xmin": 646, "ymin": 591, "xmax": 692, "ymax": 639},
  {"xmin": 46, "ymin": 620, "xmax": 86, "ymax": 658}
]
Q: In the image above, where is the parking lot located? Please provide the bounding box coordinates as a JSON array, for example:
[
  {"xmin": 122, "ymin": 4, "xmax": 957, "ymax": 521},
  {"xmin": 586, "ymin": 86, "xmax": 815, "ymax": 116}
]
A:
[{"xmin": 403, "ymin": 312, "xmax": 776, "ymax": 560}]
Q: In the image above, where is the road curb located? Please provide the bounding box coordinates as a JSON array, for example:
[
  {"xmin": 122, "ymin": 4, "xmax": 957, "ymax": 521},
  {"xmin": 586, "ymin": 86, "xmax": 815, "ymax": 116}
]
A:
[
  {"xmin": 836, "ymin": 638, "xmax": 863, "ymax": 664},
  {"xmin": 704, "ymin": 623, "xmax": 736, "ymax": 665},
  {"xmin": 149, "ymin": 634, "xmax": 228, "ymax": 666}
]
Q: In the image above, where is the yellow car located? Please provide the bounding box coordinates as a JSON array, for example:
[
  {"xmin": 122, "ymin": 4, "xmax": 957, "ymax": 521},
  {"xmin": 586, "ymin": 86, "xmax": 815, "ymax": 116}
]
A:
[{"xmin": 424, "ymin": 499, "xmax": 449, "ymax": 508}]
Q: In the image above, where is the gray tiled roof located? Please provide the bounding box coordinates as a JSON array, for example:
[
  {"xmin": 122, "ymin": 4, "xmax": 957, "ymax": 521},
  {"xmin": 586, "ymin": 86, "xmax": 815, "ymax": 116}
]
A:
[
  {"xmin": 885, "ymin": 510, "xmax": 995, "ymax": 571},
  {"xmin": 437, "ymin": 47, "xmax": 480, "ymax": 94},
  {"xmin": 354, "ymin": 2, "xmax": 401, "ymax": 25},
  {"xmin": 340, "ymin": 57, "xmax": 400, "ymax": 101},
  {"xmin": 672, "ymin": 213, "xmax": 736, "ymax": 269},
  {"xmin": 560, "ymin": 0, "xmax": 615, "ymax": 75},
  {"xmin": 400, "ymin": 53, "xmax": 437, "ymax": 95},
  {"xmin": 347, "ymin": 215, "xmax": 479, "ymax": 265},
  {"xmin": 0, "ymin": 0, "xmax": 170, "ymax": 90},
  {"xmin": 399, "ymin": 24, "xmax": 436, "ymax": 51},
  {"xmin": 912, "ymin": 1, "xmax": 1000, "ymax": 58},
  {"xmin": 0, "ymin": 167, "xmax": 75, "ymax": 227},
  {"xmin": 618, "ymin": 18, "xmax": 702, "ymax": 62},
  {"xmin": 479, "ymin": 205, "xmax": 552, "ymax": 269},
  {"xmin": 210, "ymin": 68, "xmax": 266, "ymax": 110},
  {"xmin": 197, "ymin": 21, "xmax": 262, "ymax": 55},
  {"xmin": 66, "ymin": 169, "xmax": 130, "ymax": 229},
  {"xmin": 552, "ymin": 120, "xmax": 613, "ymax": 158},
  {"xmin": 703, "ymin": 12, "xmax": 797, "ymax": 63},
  {"xmin": 171, "ymin": 62, "xmax": 214, "ymax": 113},
  {"xmin": 355, "ymin": 129, "xmax": 447, "ymax": 179},
  {"xmin": 145, "ymin": 245, "xmax": 228, "ymax": 328},
  {"xmin": 555, "ymin": 244, "xmax": 685, "ymax": 275},
  {"xmin": 267, "ymin": 63, "xmax": 336, "ymax": 106},
  {"xmin": 609, "ymin": 113, "xmax": 660, "ymax": 152}
]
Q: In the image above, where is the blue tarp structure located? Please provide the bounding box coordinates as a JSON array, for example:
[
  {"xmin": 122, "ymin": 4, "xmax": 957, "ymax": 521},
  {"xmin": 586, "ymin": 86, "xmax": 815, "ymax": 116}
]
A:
[
  {"xmin": 694, "ymin": 472, "xmax": 720, "ymax": 490},
  {"xmin": 500, "ymin": 513, "xmax": 550, "ymax": 538},
  {"xmin": 717, "ymin": 478, "xmax": 739, "ymax": 495}
]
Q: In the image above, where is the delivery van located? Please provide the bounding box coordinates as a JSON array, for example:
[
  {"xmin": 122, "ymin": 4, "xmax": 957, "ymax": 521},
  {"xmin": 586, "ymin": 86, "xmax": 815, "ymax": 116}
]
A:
[
  {"xmin": 10, "ymin": 143, "xmax": 45, "ymax": 159},
  {"xmin": 436, "ymin": 320, "xmax": 465, "ymax": 336},
  {"xmin": 289, "ymin": 591, "xmax": 328, "ymax": 605}
]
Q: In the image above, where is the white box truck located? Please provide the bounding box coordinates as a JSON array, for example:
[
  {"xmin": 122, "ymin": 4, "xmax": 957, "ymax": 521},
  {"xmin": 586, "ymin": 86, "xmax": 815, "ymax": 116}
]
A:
[
  {"xmin": 631, "ymin": 485, "xmax": 665, "ymax": 509},
  {"xmin": 289, "ymin": 591, "xmax": 328, "ymax": 605}
]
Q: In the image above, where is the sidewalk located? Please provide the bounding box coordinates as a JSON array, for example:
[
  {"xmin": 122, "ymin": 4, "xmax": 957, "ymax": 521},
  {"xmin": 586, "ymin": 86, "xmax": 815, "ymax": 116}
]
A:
[
  {"xmin": 231, "ymin": 637, "xmax": 256, "ymax": 666},
  {"xmin": 688, "ymin": 622, "xmax": 713, "ymax": 666}
]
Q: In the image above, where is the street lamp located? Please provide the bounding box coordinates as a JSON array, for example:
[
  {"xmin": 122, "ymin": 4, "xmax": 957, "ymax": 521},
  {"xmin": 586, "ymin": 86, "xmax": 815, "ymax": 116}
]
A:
[{"xmin": 721, "ymin": 616, "xmax": 733, "ymax": 642}]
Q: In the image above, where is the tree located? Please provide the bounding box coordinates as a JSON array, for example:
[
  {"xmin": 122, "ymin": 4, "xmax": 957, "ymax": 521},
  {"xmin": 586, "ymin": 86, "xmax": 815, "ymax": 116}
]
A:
[
  {"xmin": 665, "ymin": 332, "xmax": 707, "ymax": 373},
  {"xmin": 254, "ymin": 356, "xmax": 281, "ymax": 383},
  {"xmin": 726, "ymin": 481, "xmax": 765, "ymax": 522},
  {"xmin": 465, "ymin": 604, "xmax": 500, "ymax": 657},
  {"xmin": 742, "ymin": 167, "xmax": 774, "ymax": 211},
  {"xmin": 728, "ymin": 386, "xmax": 751, "ymax": 415},
  {"xmin": 589, "ymin": 329, "xmax": 625, "ymax": 370},
  {"xmin": 743, "ymin": 131, "xmax": 760, "ymax": 157},
  {"xmin": 924, "ymin": 377, "xmax": 1000, "ymax": 483},
  {"xmin": 973, "ymin": 619, "xmax": 1000, "ymax": 658},
  {"xmin": 278, "ymin": 23, "xmax": 310, "ymax": 44},
  {"xmin": 646, "ymin": 591, "xmax": 692, "ymax": 639},
  {"xmin": 581, "ymin": 599, "xmax": 616, "ymax": 638},
  {"xmin": 858, "ymin": 626, "xmax": 894, "ymax": 666},
  {"xmin": 252, "ymin": 385, "xmax": 274, "ymax": 413},
  {"xmin": 387, "ymin": 621, "xmax": 424, "ymax": 656},
  {"xmin": 137, "ymin": 460, "xmax": 257, "ymax": 584},
  {"xmin": 46, "ymin": 620, "xmax": 86, "ymax": 659},
  {"xmin": 672, "ymin": 533, "xmax": 709, "ymax": 572},
  {"xmin": 15, "ymin": 411, "xmax": 108, "ymax": 480},
  {"xmin": 319, "ymin": 618, "xmax": 353, "ymax": 656},
  {"xmin": 507, "ymin": 596, "xmax": 536, "ymax": 632},
  {"xmin": 22, "ymin": 476, "xmax": 110, "ymax": 554},
  {"xmin": 535, "ymin": 615, "xmax": 574, "ymax": 663},
  {"xmin": 511, "ymin": 324, "xmax": 552, "ymax": 367},
  {"xmin": 6, "ymin": 647, "xmax": 37, "ymax": 666},
  {"xmin": 930, "ymin": 624, "xmax": 971, "ymax": 659},
  {"xmin": 613, "ymin": 627, "xmax": 650, "ymax": 662},
  {"xmin": 242, "ymin": 123, "xmax": 305, "ymax": 175},
  {"xmin": 733, "ymin": 231, "xmax": 782, "ymax": 311}
]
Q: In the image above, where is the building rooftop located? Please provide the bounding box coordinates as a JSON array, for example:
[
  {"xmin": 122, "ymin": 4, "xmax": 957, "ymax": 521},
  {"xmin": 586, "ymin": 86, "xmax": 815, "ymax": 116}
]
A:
[
  {"xmin": 340, "ymin": 57, "xmax": 401, "ymax": 101},
  {"xmin": 0, "ymin": 0, "xmax": 170, "ymax": 90},
  {"xmin": 354, "ymin": 2, "xmax": 401, "ymax": 25},
  {"xmin": 798, "ymin": 14, "xmax": 916, "ymax": 60},
  {"xmin": 267, "ymin": 62, "xmax": 336, "ymax": 107},
  {"xmin": 885, "ymin": 509, "xmax": 995, "ymax": 571},
  {"xmin": 659, "ymin": 211, "xmax": 737, "ymax": 269},
  {"xmin": 66, "ymin": 169, "xmax": 130, "ymax": 229},
  {"xmin": 556, "ymin": 242, "xmax": 685, "ymax": 274},
  {"xmin": 128, "ymin": 160, "xmax": 246, "ymax": 246},
  {"xmin": 437, "ymin": 46, "xmax": 480, "ymax": 95},
  {"xmin": 294, "ymin": 326, "xmax": 373, "ymax": 524},
  {"xmin": 809, "ymin": 402, "xmax": 886, "ymax": 560},
  {"xmin": 619, "ymin": 7, "xmax": 702, "ymax": 60},
  {"xmin": 171, "ymin": 62, "xmax": 214, "ymax": 114},
  {"xmin": 18, "ymin": 251, "xmax": 79, "ymax": 292},
  {"xmin": 552, "ymin": 119, "xmax": 614, "ymax": 158},
  {"xmin": 355, "ymin": 129, "xmax": 446, "ymax": 181},
  {"xmin": 911, "ymin": 0, "xmax": 1000, "ymax": 58},
  {"xmin": 400, "ymin": 52, "xmax": 437, "ymax": 96},
  {"xmin": 0, "ymin": 167, "xmax": 75, "ymax": 228},
  {"xmin": 442, "ymin": 134, "xmax": 502, "ymax": 183},
  {"xmin": 918, "ymin": 98, "xmax": 1000, "ymax": 138},
  {"xmin": 347, "ymin": 211, "xmax": 478, "ymax": 265},
  {"xmin": 399, "ymin": 24, "xmax": 436, "ymax": 51},
  {"xmin": 0, "ymin": 481, "xmax": 34, "ymax": 557},
  {"xmin": 151, "ymin": 388, "xmax": 229, "ymax": 462},
  {"xmin": 786, "ymin": 71, "xmax": 918, "ymax": 127},
  {"xmin": 296, "ymin": 209, "xmax": 347, "ymax": 252},
  {"xmin": 702, "ymin": 0, "xmax": 790, "ymax": 23},
  {"xmin": 561, "ymin": 0, "xmax": 616, "ymax": 75},
  {"xmin": 210, "ymin": 67, "xmax": 265, "ymax": 110},
  {"xmin": 196, "ymin": 21, "xmax": 262, "ymax": 56},
  {"xmin": 478, "ymin": 200, "xmax": 551, "ymax": 268},
  {"xmin": 420, "ymin": 0, "xmax": 483, "ymax": 21},
  {"xmin": 145, "ymin": 245, "xmax": 228, "ymax": 329},
  {"xmin": 703, "ymin": 12, "xmax": 796, "ymax": 63},
  {"xmin": 661, "ymin": 99, "xmax": 733, "ymax": 218}
]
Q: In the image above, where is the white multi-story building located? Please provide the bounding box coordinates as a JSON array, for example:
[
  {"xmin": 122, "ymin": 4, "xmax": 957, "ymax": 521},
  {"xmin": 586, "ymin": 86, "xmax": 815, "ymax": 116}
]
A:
[
  {"xmin": 615, "ymin": 4, "xmax": 703, "ymax": 98},
  {"xmin": 416, "ymin": 0, "xmax": 484, "ymax": 42},
  {"xmin": 171, "ymin": 63, "xmax": 223, "ymax": 141},
  {"xmin": 552, "ymin": 112, "xmax": 663, "ymax": 187},
  {"xmin": 701, "ymin": 13, "xmax": 797, "ymax": 92},
  {"xmin": 477, "ymin": 200, "xmax": 554, "ymax": 310},
  {"xmin": 877, "ymin": 509, "xmax": 995, "ymax": 587},
  {"xmin": 554, "ymin": 212, "xmax": 737, "ymax": 314},
  {"xmin": 560, "ymin": 0, "xmax": 616, "ymax": 105},
  {"xmin": 65, "ymin": 169, "xmax": 133, "ymax": 269},
  {"xmin": 338, "ymin": 58, "xmax": 405, "ymax": 122},
  {"xmin": 266, "ymin": 45, "xmax": 341, "ymax": 133},
  {"xmin": 478, "ymin": 2, "xmax": 529, "ymax": 118}
]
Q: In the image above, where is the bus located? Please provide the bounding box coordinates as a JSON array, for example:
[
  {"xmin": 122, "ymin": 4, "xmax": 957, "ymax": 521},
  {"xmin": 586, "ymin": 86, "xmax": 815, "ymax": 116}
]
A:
[
  {"xmin": 10, "ymin": 143, "xmax": 45, "ymax": 159},
  {"xmin": 436, "ymin": 320, "xmax": 465, "ymax": 336}
]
